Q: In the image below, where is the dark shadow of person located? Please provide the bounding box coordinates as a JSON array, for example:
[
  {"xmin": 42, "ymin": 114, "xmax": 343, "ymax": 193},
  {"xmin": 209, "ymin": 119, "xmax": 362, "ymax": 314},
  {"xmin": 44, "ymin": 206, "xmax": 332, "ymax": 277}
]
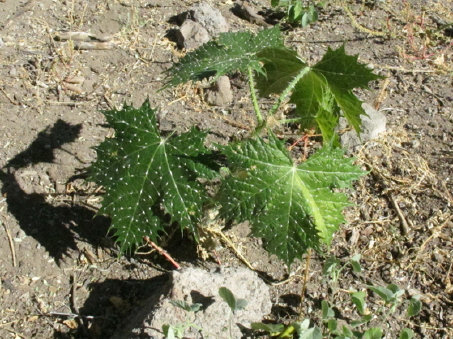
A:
[{"xmin": 0, "ymin": 119, "xmax": 110, "ymax": 264}]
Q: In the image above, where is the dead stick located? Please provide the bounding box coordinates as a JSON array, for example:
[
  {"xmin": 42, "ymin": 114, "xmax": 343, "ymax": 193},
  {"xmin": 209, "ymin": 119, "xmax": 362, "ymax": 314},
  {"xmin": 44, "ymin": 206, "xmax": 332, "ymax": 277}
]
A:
[
  {"xmin": 143, "ymin": 236, "xmax": 181, "ymax": 270},
  {"xmin": 388, "ymin": 194, "xmax": 410, "ymax": 235},
  {"xmin": 3, "ymin": 327, "xmax": 28, "ymax": 339},
  {"xmin": 0, "ymin": 87, "xmax": 20, "ymax": 105},
  {"xmin": 71, "ymin": 274, "xmax": 89, "ymax": 337},
  {"xmin": 2, "ymin": 221, "xmax": 16, "ymax": 267},
  {"xmin": 205, "ymin": 228, "xmax": 255, "ymax": 271},
  {"xmin": 48, "ymin": 311, "xmax": 96, "ymax": 319}
]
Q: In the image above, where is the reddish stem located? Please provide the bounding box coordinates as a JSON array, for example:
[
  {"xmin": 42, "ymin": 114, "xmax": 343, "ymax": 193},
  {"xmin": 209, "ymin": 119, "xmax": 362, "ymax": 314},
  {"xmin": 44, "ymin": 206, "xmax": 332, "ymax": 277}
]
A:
[{"xmin": 143, "ymin": 236, "xmax": 181, "ymax": 270}]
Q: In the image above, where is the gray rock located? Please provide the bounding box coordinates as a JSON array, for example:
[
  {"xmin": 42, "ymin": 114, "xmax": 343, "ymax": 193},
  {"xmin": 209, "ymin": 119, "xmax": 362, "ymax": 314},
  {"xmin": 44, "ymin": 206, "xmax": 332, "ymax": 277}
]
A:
[
  {"xmin": 111, "ymin": 267, "xmax": 271, "ymax": 339},
  {"xmin": 339, "ymin": 103, "xmax": 387, "ymax": 150},
  {"xmin": 177, "ymin": 20, "xmax": 210, "ymax": 49},
  {"xmin": 191, "ymin": 2, "xmax": 229, "ymax": 36},
  {"xmin": 205, "ymin": 76, "xmax": 234, "ymax": 106},
  {"xmin": 177, "ymin": 2, "xmax": 229, "ymax": 49}
]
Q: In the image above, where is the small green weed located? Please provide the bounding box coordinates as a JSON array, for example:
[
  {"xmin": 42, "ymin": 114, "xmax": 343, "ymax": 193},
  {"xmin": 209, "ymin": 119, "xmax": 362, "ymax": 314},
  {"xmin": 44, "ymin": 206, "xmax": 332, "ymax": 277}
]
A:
[
  {"xmin": 163, "ymin": 287, "xmax": 247, "ymax": 339},
  {"xmin": 271, "ymin": 0, "xmax": 326, "ymax": 27},
  {"xmin": 320, "ymin": 255, "xmax": 422, "ymax": 339},
  {"xmin": 252, "ymin": 255, "xmax": 422, "ymax": 338}
]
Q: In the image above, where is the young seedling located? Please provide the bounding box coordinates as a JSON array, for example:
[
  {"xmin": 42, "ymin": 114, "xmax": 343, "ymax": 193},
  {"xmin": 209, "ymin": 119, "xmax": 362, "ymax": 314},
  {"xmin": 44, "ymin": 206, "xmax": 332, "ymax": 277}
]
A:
[
  {"xmin": 323, "ymin": 254, "xmax": 362, "ymax": 292},
  {"xmin": 271, "ymin": 0, "xmax": 325, "ymax": 27},
  {"xmin": 320, "ymin": 256, "xmax": 422, "ymax": 338},
  {"xmin": 163, "ymin": 300, "xmax": 203, "ymax": 339},
  {"xmin": 163, "ymin": 287, "xmax": 247, "ymax": 339},
  {"xmin": 90, "ymin": 26, "xmax": 380, "ymax": 267},
  {"xmin": 251, "ymin": 318, "xmax": 322, "ymax": 339}
]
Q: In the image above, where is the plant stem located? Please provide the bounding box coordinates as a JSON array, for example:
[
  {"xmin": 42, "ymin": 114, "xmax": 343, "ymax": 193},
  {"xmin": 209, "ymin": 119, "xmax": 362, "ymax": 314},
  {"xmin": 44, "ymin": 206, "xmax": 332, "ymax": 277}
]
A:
[
  {"xmin": 268, "ymin": 66, "xmax": 311, "ymax": 117},
  {"xmin": 247, "ymin": 66, "xmax": 263, "ymax": 125},
  {"xmin": 143, "ymin": 236, "xmax": 181, "ymax": 269},
  {"xmin": 277, "ymin": 118, "xmax": 302, "ymax": 124},
  {"xmin": 298, "ymin": 248, "xmax": 312, "ymax": 321}
]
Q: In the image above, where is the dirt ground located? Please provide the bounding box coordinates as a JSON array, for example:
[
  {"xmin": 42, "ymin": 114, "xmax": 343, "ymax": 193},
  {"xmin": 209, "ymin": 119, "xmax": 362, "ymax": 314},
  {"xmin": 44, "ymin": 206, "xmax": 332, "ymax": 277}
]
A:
[{"xmin": 0, "ymin": 0, "xmax": 452, "ymax": 338}]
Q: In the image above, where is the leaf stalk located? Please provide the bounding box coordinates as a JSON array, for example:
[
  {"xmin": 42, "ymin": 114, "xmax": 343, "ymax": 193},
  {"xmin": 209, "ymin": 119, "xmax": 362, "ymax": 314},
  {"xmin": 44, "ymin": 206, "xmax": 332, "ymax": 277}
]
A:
[
  {"xmin": 247, "ymin": 66, "xmax": 263, "ymax": 125},
  {"xmin": 268, "ymin": 66, "xmax": 311, "ymax": 117}
]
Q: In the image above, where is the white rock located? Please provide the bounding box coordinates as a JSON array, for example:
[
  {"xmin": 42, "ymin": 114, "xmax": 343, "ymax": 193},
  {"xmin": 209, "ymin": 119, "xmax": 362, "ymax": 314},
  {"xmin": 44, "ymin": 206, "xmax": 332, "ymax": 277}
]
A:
[
  {"xmin": 191, "ymin": 2, "xmax": 229, "ymax": 36},
  {"xmin": 339, "ymin": 103, "xmax": 387, "ymax": 150},
  {"xmin": 111, "ymin": 267, "xmax": 272, "ymax": 339}
]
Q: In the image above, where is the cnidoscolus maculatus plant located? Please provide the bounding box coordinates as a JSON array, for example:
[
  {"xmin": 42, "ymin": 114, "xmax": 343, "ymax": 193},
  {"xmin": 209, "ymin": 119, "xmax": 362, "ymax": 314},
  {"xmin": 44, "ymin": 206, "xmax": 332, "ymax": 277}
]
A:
[{"xmin": 90, "ymin": 26, "xmax": 382, "ymax": 266}]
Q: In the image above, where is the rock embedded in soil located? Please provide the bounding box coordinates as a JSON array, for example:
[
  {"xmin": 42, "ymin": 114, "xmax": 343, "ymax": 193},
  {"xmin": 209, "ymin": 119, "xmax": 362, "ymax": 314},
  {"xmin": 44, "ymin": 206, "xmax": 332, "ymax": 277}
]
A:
[
  {"xmin": 339, "ymin": 103, "xmax": 387, "ymax": 150},
  {"xmin": 177, "ymin": 2, "xmax": 229, "ymax": 49},
  {"xmin": 205, "ymin": 76, "xmax": 234, "ymax": 106},
  {"xmin": 177, "ymin": 20, "xmax": 210, "ymax": 50},
  {"xmin": 190, "ymin": 2, "xmax": 230, "ymax": 36},
  {"xmin": 111, "ymin": 267, "xmax": 272, "ymax": 339}
]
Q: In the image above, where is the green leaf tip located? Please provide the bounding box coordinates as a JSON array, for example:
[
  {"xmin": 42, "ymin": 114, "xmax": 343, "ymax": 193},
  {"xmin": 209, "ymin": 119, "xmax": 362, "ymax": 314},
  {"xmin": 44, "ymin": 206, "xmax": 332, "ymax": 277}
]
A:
[
  {"xmin": 218, "ymin": 131, "xmax": 366, "ymax": 265},
  {"xmin": 90, "ymin": 100, "xmax": 216, "ymax": 255},
  {"xmin": 256, "ymin": 45, "xmax": 384, "ymax": 137},
  {"xmin": 163, "ymin": 26, "xmax": 285, "ymax": 89}
]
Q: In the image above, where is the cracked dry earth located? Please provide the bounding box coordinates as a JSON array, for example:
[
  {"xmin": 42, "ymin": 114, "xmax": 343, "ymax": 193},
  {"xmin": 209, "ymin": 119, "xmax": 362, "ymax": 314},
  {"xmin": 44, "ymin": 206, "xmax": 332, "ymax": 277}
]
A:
[{"xmin": 0, "ymin": 0, "xmax": 452, "ymax": 338}]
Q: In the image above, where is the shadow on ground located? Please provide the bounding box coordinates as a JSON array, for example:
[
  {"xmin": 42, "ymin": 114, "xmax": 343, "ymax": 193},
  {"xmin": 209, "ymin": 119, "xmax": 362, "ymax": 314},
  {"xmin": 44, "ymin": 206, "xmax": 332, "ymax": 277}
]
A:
[
  {"xmin": 52, "ymin": 275, "xmax": 171, "ymax": 339},
  {"xmin": 0, "ymin": 119, "xmax": 111, "ymax": 264}
]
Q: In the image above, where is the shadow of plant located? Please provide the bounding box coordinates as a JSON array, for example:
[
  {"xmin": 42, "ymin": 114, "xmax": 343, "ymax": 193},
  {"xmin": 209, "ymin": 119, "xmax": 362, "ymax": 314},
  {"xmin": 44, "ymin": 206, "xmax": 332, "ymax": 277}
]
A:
[{"xmin": 0, "ymin": 119, "xmax": 110, "ymax": 264}]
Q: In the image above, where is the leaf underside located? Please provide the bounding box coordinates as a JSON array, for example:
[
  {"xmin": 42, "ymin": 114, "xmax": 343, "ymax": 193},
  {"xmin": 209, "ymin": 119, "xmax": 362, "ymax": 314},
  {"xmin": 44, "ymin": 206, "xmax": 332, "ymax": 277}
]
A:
[
  {"xmin": 163, "ymin": 26, "xmax": 285, "ymax": 88},
  {"xmin": 218, "ymin": 131, "xmax": 365, "ymax": 265},
  {"xmin": 90, "ymin": 100, "xmax": 215, "ymax": 254},
  {"xmin": 256, "ymin": 45, "xmax": 384, "ymax": 137}
]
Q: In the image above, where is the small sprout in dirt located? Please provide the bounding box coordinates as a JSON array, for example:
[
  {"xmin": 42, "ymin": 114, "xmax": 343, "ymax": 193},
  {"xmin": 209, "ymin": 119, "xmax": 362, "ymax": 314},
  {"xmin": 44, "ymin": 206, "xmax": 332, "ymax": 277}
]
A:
[
  {"xmin": 250, "ymin": 322, "xmax": 285, "ymax": 336},
  {"xmin": 164, "ymin": 287, "xmax": 244, "ymax": 339},
  {"xmin": 219, "ymin": 286, "xmax": 248, "ymax": 314},
  {"xmin": 169, "ymin": 300, "xmax": 202, "ymax": 313},
  {"xmin": 322, "ymin": 254, "xmax": 362, "ymax": 292},
  {"xmin": 350, "ymin": 291, "xmax": 367, "ymax": 316},
  {"xmin": 252, "ymin": 319, "xmax": 322, "ymax": 339},
  {"xmin": 320, "ymin": 281, "xmax": 422, "ymax": 339},
  {"xmin": 350, "ymin": 253, "xmax": 362, "ymax": 273},
  {"xmin": 271, "ymin": 0, "xmax": 325, "ymax": 27},
  {"xmin": 367, "ymin": 283, "xmax": 405, "ymax": 314},
  {"xmin": 399, "ymin": 328, "xmax": 415, "ymax": 339},
  {"xmin": 163, "ymin": 300, "xmax": 204, "ymax": 338},
  {"xmin": 407, "ymin": 295, "xmax": 422, "ymax": 317}
]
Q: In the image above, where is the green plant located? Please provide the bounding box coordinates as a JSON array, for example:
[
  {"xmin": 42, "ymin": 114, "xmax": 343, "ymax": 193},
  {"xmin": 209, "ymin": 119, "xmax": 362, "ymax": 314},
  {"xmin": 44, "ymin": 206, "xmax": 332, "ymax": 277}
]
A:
[
  {"xmin": 90, "ymin": 26, "xmax": 381, "ymax": 266},
  {"xmin": 252, "ymin": 318, "xmax": 322, "ymax": 338},
  {"xmin": 271, "ymin": 0, "xmax": 326, "ymax": 27},
  {"xmin": 323, "ymin": 254, "xmax": 362, "ymax": 282},
  {"xmin": 163, "ymin": 287, "xmax": 247, "ymax": 339},
  {"xmin": 319, "ymin": 256, "xmax": 422, "ymax": 339},
  {"xmin": 321, "ymin": 290, "xmax": 421, "ymax": 339}
]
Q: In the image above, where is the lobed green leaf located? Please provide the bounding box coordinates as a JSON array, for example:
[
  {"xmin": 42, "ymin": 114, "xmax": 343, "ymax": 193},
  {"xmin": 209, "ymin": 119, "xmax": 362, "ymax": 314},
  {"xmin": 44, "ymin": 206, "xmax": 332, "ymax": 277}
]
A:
[
  {"xmin": 256, "ymin": 45, "xmax": 384, "ymax": 136},
  {"xmin": 90, "ymin": 100, "xmax": 215, "ymax": 254},
  {"xmin": 163, "ymin": 27, "xmax": 285, "ymax": 88},
  {"xmin": 218, "ymin": 131, "xmax": 366, "ymax": 265}
]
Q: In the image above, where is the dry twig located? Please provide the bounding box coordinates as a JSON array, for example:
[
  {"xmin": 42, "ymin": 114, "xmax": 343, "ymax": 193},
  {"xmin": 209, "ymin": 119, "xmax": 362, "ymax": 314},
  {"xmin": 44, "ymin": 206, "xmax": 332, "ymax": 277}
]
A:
[
  {"xmin": 2, "ymin": 221, "xmax": 16, "ymax": 267},
  {"xmin": 71, "ymin": 274, "xmax": 89, "ymax": 337},
  {"xmin": 388, "ymin": 194, "xmax": 410, "ymax": 235},
  {"xmin": 410, "ymin": 216, "xmax": 453, "ymax": 268}
]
